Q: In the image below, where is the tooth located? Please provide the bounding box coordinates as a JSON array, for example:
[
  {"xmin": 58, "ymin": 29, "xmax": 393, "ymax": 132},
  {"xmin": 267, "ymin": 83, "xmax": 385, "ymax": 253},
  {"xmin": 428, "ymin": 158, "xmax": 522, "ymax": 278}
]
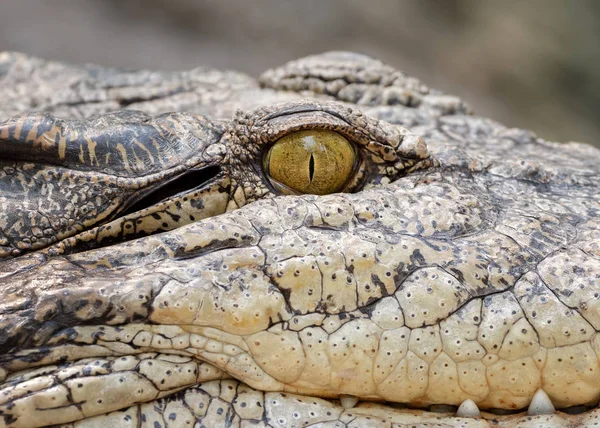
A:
[
  {"xmin": 340, "ymin": 394, "xmax": 359, "ymax": 409},
  {"xmin": 527, "ymin": 389, "xmax": 555, "ymax": 415},
  {"xmin": 456, "ymin": 399, "xmax": 481, "ymax": 418}
]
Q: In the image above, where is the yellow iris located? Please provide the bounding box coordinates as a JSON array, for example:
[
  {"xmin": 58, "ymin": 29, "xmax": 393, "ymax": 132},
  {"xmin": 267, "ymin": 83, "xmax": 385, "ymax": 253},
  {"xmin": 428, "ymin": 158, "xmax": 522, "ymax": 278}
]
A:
[{"xmin": 264, "ymin": 130, "xmax": 356, "ymax": 195}]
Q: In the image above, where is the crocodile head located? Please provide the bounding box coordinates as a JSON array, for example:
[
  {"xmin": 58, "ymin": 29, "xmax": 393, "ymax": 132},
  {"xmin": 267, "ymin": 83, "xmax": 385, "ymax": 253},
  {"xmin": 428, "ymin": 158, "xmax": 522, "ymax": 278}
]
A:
[{"xmin": 0, "ymin": 51, "xmax": 599, "ymax": 427}]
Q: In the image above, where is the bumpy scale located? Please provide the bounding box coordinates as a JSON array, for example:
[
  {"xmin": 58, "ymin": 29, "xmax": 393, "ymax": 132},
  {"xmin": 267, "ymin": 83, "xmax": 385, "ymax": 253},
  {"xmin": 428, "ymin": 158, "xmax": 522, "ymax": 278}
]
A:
[{"xmin": 0, "ymin": 51, "xmax": 599, "ymax": 427}]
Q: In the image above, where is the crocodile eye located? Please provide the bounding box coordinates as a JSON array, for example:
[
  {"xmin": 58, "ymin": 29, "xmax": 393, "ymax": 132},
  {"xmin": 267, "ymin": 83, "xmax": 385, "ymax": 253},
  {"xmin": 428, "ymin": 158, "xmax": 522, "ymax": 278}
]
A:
[{"xmin": 263, "ymin": 130, "xmax": 356, "ymax": 195}]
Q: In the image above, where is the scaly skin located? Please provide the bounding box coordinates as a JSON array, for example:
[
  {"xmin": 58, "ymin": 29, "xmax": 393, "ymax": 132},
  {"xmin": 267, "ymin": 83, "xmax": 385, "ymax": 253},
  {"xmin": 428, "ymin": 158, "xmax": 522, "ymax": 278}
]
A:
[{"xmin": 0, "ymin": 51, "xmax": 599, "ymax": 427}]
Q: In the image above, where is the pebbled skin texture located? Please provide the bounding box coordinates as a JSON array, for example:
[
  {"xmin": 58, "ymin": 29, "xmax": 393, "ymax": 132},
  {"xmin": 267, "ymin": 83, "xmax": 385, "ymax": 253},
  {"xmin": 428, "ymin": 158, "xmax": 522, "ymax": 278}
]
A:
[
  {"xmin": 0, "ymin": 101, "xmax": 429, "ymax": 258},
  {"xmin": 0, "ymin": 51, "xmax": 599, "ymax": 427}
]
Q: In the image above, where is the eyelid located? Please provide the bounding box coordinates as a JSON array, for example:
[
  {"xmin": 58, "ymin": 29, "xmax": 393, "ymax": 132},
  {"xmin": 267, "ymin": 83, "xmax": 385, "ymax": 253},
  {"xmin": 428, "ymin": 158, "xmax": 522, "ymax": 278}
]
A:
[{"xmin": 229, "ymin": 100, "xmax": 431, "ymax": 199}]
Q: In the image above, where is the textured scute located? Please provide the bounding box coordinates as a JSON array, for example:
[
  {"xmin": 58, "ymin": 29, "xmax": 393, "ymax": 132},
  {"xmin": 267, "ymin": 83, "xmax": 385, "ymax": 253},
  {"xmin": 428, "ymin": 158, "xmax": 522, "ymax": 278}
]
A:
[
  {"xmin": 0, "ymin": 51, "xmax": 599, "ymax": 427},
  {"xmin": 51, "ymin": 380, "xmax": 600, "ymax": 428},
  {"xmin": 0, "ymin": 97, "xmax": 428, "ymax": 259},
  {"xmin": 258, "ymin": 51, "xmax": 471, "ymax": 115},
  {"xmin": 0, "ymin": 353, "xmax": 227, "ymax": 427},
  {"xmin": 1, "ymin": 168, "xmax": 598, "ymax": 411},
  {"xmin": 0, "ymin": 110, "xmax": 229, "ymax": 257},
  {"xmin": 0, "ymin": 51, "xmax": 260, "ymax": 120}
]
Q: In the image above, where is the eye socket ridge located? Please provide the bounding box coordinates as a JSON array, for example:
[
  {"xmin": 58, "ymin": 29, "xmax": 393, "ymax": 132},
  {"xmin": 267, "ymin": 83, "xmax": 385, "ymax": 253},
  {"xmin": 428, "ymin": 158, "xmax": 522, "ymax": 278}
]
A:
[{"xmin": 262, "ymin": 128, "xmax": 364, "ymax": 196}]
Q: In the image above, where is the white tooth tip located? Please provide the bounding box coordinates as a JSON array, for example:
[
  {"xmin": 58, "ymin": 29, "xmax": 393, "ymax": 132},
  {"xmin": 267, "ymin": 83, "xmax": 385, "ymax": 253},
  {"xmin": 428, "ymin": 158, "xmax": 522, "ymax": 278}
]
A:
[
  {"xmin": 527, "ymin": 389, "xmax": 555, "ymax": 416},
  {"xmin": 456, "ymin": 399, "xmax": 481, "ymax": 418},
  {"xmin": 340, "ymin": 394, "xmax": 359, "ymax": 409}
]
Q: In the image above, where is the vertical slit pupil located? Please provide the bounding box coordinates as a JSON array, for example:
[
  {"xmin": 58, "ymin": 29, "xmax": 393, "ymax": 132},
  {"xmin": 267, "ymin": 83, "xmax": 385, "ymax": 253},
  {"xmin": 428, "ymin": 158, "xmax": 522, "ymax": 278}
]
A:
[{"xmin": 309, "ymin": 154, "xmax": 315, "ymax": 182}]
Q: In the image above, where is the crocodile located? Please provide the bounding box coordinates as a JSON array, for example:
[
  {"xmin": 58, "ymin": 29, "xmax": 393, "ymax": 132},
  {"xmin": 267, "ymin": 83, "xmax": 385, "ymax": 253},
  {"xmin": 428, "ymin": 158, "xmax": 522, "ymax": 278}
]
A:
[{"xmin": 0, "ymin": 51, "xmax": 599, "ymax": 427}]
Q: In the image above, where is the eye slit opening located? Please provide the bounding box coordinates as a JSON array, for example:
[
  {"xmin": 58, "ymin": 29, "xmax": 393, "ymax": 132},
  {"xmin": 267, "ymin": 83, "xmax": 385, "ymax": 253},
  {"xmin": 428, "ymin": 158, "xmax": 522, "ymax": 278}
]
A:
[{"xmin": 263, "ymin": 129, "xmax": 358, "ymax": 195}]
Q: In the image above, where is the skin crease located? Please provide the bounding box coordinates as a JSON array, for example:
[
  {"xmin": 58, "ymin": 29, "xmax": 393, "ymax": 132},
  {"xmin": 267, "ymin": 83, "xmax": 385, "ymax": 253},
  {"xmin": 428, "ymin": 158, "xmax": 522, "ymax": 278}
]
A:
[{"xmin": 0, "ymin": 51, "xmax": 599, "ymax": 427}]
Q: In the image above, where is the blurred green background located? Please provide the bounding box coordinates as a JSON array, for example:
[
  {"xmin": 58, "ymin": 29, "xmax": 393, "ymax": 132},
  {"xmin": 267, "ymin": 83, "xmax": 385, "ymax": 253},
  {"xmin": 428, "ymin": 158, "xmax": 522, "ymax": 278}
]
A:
[{"xmin": 1, "ymin": 0, "xmax": 598, "ymax": 147}]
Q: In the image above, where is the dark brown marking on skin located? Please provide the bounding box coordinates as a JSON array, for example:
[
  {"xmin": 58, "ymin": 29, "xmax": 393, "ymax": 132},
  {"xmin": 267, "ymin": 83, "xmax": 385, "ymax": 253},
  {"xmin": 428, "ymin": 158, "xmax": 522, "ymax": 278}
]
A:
[{"xmin": 0, "ymin": 51, "xmax": 598, "ymax": 427}]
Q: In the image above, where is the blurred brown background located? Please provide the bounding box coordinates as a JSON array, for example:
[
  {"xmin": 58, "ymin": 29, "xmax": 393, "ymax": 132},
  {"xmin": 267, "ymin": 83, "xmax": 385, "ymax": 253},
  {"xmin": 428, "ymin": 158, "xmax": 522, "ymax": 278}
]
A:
[{"xmin": 1, "ymin": 0, "xmax": 599, "ymax": 147}]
